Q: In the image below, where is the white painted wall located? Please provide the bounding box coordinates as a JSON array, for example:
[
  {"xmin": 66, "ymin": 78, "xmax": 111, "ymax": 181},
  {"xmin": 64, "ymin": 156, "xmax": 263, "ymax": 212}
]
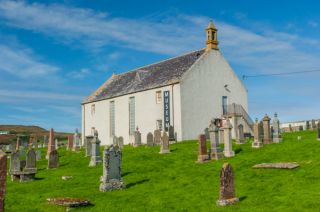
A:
[
  {"xmin": 82, "ymin": 84, "xmax": 182, "ymax": 145},
  {"xmin": 180, "ymin": 49, "xmax": 248, "ymax": 140}
]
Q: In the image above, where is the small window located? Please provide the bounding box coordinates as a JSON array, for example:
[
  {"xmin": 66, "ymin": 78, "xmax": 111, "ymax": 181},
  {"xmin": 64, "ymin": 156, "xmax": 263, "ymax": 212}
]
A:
[
  {"xmin": 156, "ymin": 91, "xmax": 162, "ymax": 104},
  {"xmin": 222, "ymin": 96, "xmax": 228, "ymax": 115},
  {"xmin": 156, "ymin": 120, "xmax": 163, "ymax": 131},
  {"xmin": 91, "ymin": 104, "xmax": 95, "ymax": 116}
]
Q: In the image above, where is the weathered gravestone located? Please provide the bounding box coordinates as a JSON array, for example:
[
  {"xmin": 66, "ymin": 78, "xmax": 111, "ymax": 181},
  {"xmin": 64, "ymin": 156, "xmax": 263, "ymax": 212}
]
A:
[
  {"xmin": 197, "ymin": 134, "xmax": 208, "ymax": 162},
  {"xmin": 252, "ymin": 118, "xmax": 263, "ymax": 148},
  {"xmin": 209, "ymin": 119, "xmax": 224, "ymax": 160},
  {"xmin": 36, "ymin": 150, "xmax": 42, "ymax": 161},
  {"xmin": 112, "ymin": 136, "xmax": 118, "ymax": 145},
  {"xmin": 306, "ymin": 121, "xmax": 310, "ymax": 130},
  {"xmin": 262, "ymin": 114, "xmax": 271, "ymax": 144},
  {"xmin": 118, "ymin": 137, "xmax": 124, "ymax": 149},
  {"xmin": 89, "ymin": 130, "xmax": 102, "ymax": 167},
  {"xmin": 46, "ymin": 128, "xmax": 55, "ymax": 159},
  {"xmin": 216, "ymin": 163, "xmax": 239, "ymax": 206},
  {"xmin": 168, "ymin": 126, "xmax": 175, "ymax": 141},
  {"xmin": 73, "ymin": 129, "xmax": 81, "ymax": 151},
  {"xmin": 85, "ymin": 136, "xmax": 93, "ymax": 157},
  {"xmin": 311, "ymin": 119, "xmax": 316, "ymax": 130},
  {"xmin": 25, "ymin": 149, "xmax": 37, "ymax": 172},
  {"xmin": 153, "ymin": 130, "xmax": 161, "ymax": 145},
  {"xmin": 317, "ymin": 122, "xmax": 320, "ymax": 141},
  {"xmin": 48, "ymin": 150, "xmax": 59, "ymax": 169},
  {"xmin": 236, "ymin": 124, "xmax": 245, "ymax": 144},
  {"xmin": 0, "ymin": 153, "xmax": 7, "ymax": 211},
  {"xmin": 159, "ymin": 131, "xmax": 170, "ymax": 154},
  {"xmin": 67, "ymin": 135, "xmax": 73, "ymax": 150},
  {"xmin": 204, "ymin": 128, "xmax": 210, "ymax": 140},
  {"xmin": 146, "ymin": 132, "xmax": 154, "ymax": 147},
  {"xmin": 99, "ymin": 145, "xmax": 125, "ymax": 191},
  {"xmin": 272, "ymin": 113, "xmax": 282, "ymax": 143},
  {"xmin": 223, "ymin": 119, "xmax": 234, "ymax": 157},
  {"xmin": 55, "ymin": 138, "xmax": 59, "ymax": 149},
  {"xmin": 133, "ymin": 127, "xmax": 142, "ymax": 147},
  {"xmin": 10, "ymin": 151, "xmax": 36, "ymax": 182}
]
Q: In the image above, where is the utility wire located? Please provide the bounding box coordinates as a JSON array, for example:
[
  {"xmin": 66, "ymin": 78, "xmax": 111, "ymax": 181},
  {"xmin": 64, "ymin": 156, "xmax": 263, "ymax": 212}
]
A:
[{"xmin": 242, "ymin": 69, "xmax": 320, "ymax": 80}]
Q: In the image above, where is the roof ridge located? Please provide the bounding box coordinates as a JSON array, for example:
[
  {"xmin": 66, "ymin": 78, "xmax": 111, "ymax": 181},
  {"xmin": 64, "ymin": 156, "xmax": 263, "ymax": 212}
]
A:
[{"xmin": 116, "ymin": 48, "xmax": 205, "ymax": 76}]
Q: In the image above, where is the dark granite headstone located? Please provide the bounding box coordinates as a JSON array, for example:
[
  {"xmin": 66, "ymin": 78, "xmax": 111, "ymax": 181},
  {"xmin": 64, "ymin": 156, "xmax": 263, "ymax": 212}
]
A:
[{"xmin": 146, "ymin": 132, "xmax": 154, "ymax": 146}]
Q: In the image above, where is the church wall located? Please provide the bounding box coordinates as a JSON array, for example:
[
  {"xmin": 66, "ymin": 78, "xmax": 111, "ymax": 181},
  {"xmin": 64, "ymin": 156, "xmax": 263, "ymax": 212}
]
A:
[
  {"xmin": 180, "ymin": 50, "xmax": 248, "ymax": 140},
  {"xmin": 82, "ymin": 84, "xmax": 182, "ymax": 145}
]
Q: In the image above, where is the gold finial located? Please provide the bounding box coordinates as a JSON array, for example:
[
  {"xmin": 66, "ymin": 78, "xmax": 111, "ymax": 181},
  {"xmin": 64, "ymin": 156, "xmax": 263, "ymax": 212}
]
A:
[{"xmin": 205, "ymin": 20, "xmax": 219, "ymax": 51}]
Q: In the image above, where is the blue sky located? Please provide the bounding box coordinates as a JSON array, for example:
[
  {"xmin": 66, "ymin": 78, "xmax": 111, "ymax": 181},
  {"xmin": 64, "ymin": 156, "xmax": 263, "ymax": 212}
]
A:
[{"xmin": 0, "ymin": 0, "xmax": 320, "ymax": 132}]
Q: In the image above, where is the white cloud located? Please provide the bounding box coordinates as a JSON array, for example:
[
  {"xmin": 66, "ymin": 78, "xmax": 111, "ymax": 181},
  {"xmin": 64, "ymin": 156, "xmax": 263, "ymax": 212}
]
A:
[
  {"xmin": 67, "ymin": 68, "xmax": 91, "ymax": 79},
  {"xmin": 0, "ymin": 44, "xmax": 59, "ymax": 78}
]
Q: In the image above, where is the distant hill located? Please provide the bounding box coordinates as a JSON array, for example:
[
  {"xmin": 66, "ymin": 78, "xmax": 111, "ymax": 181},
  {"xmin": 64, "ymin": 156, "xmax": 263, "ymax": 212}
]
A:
[{"xmin": 0, "ymin": 125, "xmax": 73, "ymax": 144}]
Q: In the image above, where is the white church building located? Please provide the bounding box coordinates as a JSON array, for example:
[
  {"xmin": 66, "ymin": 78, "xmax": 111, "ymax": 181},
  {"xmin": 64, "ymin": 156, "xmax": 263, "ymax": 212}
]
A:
[{"xmin": 81, "ymin": 21, "xmax": 252, "ymax": 145}]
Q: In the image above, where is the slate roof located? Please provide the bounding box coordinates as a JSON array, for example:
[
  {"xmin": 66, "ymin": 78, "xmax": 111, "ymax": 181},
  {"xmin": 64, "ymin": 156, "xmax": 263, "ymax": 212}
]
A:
[{"xmin": 83, "ymin": 49, "xmax": 206, "ymax": 103}]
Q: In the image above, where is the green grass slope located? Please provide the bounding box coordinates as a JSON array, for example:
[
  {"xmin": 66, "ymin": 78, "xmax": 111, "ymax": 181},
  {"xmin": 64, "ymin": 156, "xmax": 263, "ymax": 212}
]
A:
[{"xmin": 5, "ymin": 130, "xmax": 320, "ymax": 212}]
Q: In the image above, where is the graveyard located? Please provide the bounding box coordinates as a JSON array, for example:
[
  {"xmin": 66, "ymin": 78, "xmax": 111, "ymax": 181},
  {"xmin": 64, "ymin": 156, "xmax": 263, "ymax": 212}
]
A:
[{"xmin": 4, "ymin": 129, "xmax": 320, "ymax": 211}]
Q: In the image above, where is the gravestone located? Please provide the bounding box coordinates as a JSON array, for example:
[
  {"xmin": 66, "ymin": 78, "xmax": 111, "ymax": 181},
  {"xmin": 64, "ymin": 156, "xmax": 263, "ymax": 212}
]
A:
[
  {"xmin": 15, "ymin": 137, "xmax": 20, "ymax": 151},
  {"xmin": 204, "ymin": 128, "xmax": 210, "ymax": 140},
  {"xmin": 289, "ymin": 124, "xmax": 293, "ymax": 132},
  {"xmin": 153, "ymin": 130, "xmax": 161, "ymax": 145},
  {"xmin": 306, "ymin": 121, "xmax": 310, "ymax": 130},
  {"xmin": 46, "ymin": 128, "xmax": 55, "ymax": 159},
  {"xmin": 222, "ymin": 119, "xmax": 234, "ymax": 157},
  {"xmin": 159, "ymin": 131, "xmax": 170, "ymax": 154},
  {"xmin": 252, "ymin": 118, "xmax": 263, "ymax": 148},
  {"xmin": 118, "ymin": 137, "xmax": 124, "ymax": 149},
  {"xmin": 216, "ymin": 163, "xmax": 239, "ymax": 206},
  {"xmin": 236, "ymin": 124, "xmax": 245, "ymax": 144},
  {"xmin": 0, "ymin": 153, "xmax": 7, "ymax": 211},
  {"xmin": 89, "ymin": 130, "xmax": 102, "ymax": 167},
  {"xmin": 48, "ymin": 150, "xmax": 59, "ymax": 169},
  {"xmin": 85, "ymin": 136, "xmax": 93, "ymax": 157},
  {"xmin": 73, "ymin": 129, "xmax": 81, "ymax": 151},
  {"xmin": 36, "ymin": 150, "xmax": 41, "ymax": 161},
  {"xmin": 311, "ymin": 119, "xmax": 316, "ymax": 129},
  {"xmin": 272, "ymin": 113, "xmax": 282, "ymax": 143},
  {"xmin": 99, "ymin": 145, "xmax": 125, "ymax": 191},
  {"xmin": 219, "ymin": 129, "xmax": 224, "ymax": 144},
  {"xmin": 262, "ymin": 114, "xmax": 271, "ymax": 144},
  {"xmin": 197, "ymin": 134, "xmax": 208, "ymax": 162},
  {"xmin": 317, "ymin": 122, "xmax": 320, "ymax": 141},
  {"xmin": 299, "ymin": 125, "xmax": 303, "ymax": 131},
  {"xmin": 10, "ymin": 151, "xmax": 20, "ymax": 174},
  {"xmin": 209, "ymin": 119, "xmax": 224, "ymax": 160},
  {"xmin": 55, "ymin": 138, "xmax": 59, "ymax": 149},
  {"xmin": 133, "ymin": 127, "xmax": 142, "ymax": 147},
  {"xmin": 113, "ymin": 136, "xmax": 118, "ymax": 145},
  {"xmin": 67, "ymin": 135, "xmax": 73, "ymax": 150},
  {"xmin": 168, "ymin": 126, "xmax": 175, "ymax": 141},
  {"xmin": 147, "ymin": 132, "xmax": 154, "ymax": 147},
  {"xmin": 25, "ymin": 149, "xmax": 37, "ymax": 172}
]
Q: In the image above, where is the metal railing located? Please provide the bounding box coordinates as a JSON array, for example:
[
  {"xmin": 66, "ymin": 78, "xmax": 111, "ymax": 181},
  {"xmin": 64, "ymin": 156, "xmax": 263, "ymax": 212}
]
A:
[{"xmin": 224, "ymin": 103, "xmax": 254, "ymax": 127}]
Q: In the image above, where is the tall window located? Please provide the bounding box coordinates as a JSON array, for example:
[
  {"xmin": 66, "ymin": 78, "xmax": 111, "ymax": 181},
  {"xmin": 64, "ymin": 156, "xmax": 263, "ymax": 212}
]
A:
[
  {"xmin": 129, "ymin": 97, "xmax": 135, "ymax": 135},
  {"xmin": 222, "ymin": 96, "xmax": 228, "ymax": 115},
  {"xmin": 91, "ymin": 104, "xmax": 95, "ymax": 116},
  {"xmin": 156, "ymin": 91, "xmax": 162, "ymax": 104},
  {"xmin": 109, "ymin": 101, "xmax": 115, "ymax": 136}
]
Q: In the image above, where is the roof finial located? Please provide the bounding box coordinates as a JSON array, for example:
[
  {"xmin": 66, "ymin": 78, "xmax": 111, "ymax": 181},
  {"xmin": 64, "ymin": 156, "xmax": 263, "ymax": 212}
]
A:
[{"xmin": 205, "ymin": 19, "xmax": 219, "ymax": 51}]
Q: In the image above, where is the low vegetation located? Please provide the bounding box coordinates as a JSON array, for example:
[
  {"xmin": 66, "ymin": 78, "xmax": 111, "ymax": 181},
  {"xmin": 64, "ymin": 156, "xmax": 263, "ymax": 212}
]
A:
[{"xmin": 6, "ymin": 130, "xmax": 320, "ymax": 211}]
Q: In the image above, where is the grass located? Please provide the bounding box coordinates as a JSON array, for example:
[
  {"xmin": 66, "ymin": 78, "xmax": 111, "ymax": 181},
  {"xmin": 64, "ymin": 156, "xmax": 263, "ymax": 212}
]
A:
[{"xmin": 5, "ymin": 130, "xmax": 320, "ymax": 211}]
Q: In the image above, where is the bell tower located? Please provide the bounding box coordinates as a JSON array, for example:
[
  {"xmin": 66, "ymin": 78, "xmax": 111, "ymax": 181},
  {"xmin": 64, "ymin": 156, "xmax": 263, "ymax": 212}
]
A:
[{"xmin": 205, "ymin": 20, "xmax": 219, "ymax": 51}]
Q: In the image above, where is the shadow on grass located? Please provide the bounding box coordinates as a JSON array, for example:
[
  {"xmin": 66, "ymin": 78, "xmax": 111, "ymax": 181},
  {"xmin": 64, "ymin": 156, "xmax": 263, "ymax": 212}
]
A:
[
  {"xmin": 126, "ymin": 179, "xmax": 150, "ymax": 189},
  {"xmin": 235, "ymin": 148, "xmax": 242, "ymax": 154},
  {"xmin": 59, "ymin": 163, "xmax": 69, "ymax": 167},
  {"xmin": 122, "ymin": 172, "xmax": 132, "ymax": 177},
  {"xmin": 239, "ymin": 196, "xmax": 247, "ymax": 202},
  {"xmin": 170, "ymin": 148, "xmax": 178, "ymax": 152},
  {"xmin": 34, "ymin": 177, "xmax": 45, "ymax": 181}
]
